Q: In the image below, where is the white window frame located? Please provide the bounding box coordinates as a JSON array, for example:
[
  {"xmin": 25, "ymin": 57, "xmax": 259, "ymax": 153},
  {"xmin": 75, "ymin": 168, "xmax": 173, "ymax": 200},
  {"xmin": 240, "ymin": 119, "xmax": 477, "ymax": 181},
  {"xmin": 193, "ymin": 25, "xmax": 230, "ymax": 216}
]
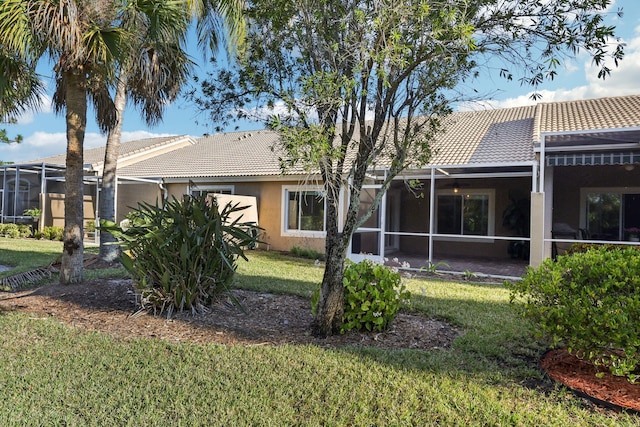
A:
[
  {"xmin": 189, "ymin": 185, "xmax": 235, "ymax": 197},
  {"xmin": 281, "ymin": 185, "xmax": 326, "ymax": 238},
  {"xmin": 435, "ymin": 188, "xmax": 495, "ymax": 241}
]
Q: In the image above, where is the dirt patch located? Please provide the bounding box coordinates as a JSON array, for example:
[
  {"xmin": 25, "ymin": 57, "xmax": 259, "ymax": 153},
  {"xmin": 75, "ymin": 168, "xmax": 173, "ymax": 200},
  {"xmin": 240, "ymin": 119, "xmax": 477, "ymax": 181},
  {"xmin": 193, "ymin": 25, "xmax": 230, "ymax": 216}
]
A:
[
  {"xmin": 541, "ymin": 348, "xmax": 640, "ymax": 413},
  {"xmin": 0, "ymin": 277, "xmax": 460, "ymax": 351}
]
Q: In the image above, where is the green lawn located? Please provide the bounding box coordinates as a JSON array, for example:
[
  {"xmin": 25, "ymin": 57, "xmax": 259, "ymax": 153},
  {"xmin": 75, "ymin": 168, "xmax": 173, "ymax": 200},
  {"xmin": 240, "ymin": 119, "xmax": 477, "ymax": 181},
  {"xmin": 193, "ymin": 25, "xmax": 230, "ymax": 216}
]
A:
[
  {"xmin": 0, "ymin": 239, "xmax": 636, "ymax": 425},
  {"xmin": 0, "ymin": 238, "xmax": 62, "ymax": 277}
]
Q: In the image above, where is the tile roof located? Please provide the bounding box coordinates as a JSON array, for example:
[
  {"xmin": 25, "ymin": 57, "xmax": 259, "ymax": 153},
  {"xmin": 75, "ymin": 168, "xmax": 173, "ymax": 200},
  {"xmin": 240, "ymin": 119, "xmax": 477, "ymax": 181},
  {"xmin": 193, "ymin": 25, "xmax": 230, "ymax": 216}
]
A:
[
  {"xmin": 117, "ymin": 130, "xmax": 289, "ymax": 178},
  {"xmin": 23, "ymin": 94, "xmax": 640, "ymax": 179},
  {"xmin": 535, "ymin": 94, "xmax": 640, "ymax": 137},
  {"xmin": 119, "ymin": 107, "xmax": 538, "ymax": 179},
  {"xmin": 27, "ymin": 135, "xmax": 194, "ymax": 168},
  {"xmin": 429, "ymin": 105, "xmax": 537, "ymax": 166}
]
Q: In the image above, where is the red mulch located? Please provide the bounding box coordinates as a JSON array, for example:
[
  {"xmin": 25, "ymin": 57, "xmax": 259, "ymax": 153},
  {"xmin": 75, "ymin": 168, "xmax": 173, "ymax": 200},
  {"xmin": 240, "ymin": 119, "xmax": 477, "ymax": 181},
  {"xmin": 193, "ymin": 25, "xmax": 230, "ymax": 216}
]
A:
[{"xmin": 541, "ymin": 348, "xmax": 640, "ymax": 412}]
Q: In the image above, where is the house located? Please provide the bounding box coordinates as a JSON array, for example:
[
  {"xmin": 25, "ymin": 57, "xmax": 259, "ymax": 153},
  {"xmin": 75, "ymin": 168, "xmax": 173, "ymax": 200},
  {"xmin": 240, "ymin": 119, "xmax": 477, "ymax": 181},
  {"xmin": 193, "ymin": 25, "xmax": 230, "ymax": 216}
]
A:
[{"xmin": 2, "ymin": 95, "xmax": 639, "ymax": 277}]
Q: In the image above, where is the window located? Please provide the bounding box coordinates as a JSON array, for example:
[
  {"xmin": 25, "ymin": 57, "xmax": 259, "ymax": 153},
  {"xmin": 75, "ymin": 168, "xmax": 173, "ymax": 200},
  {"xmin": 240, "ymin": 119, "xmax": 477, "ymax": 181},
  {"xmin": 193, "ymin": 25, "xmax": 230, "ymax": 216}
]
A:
[
  {"xmin": 584, "ymin": 190, "xmax": 640, "ymax": 240},
  {"xmin": 190, "ymin": 185, "xmax": 234, "ymax": 197},
  {"xmin": 282, "ymin": 186, "xmax": 325, "ymax": 235},
  {"xmin": 436, "ymin": 190, "xmax": 494, "ymax": 236}
]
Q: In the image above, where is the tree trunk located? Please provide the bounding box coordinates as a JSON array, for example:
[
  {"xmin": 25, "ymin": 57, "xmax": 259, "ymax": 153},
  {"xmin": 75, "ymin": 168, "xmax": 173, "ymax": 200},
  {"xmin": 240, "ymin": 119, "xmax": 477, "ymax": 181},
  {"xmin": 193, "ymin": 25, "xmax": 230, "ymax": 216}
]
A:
[
  {"xmin": 312, "ymin": 183, "xmax": 350, "ymax": 337},
  {"xmin": 99, "ymin": 75, "xmax": 126, "ymax": 263},
  {"xmin": 60, "ymin": 70, "xmax": 87, "ymax": 284},
  {"xmin": 312, "ymin": 231, "xmax": 347, "ymax": 337}
]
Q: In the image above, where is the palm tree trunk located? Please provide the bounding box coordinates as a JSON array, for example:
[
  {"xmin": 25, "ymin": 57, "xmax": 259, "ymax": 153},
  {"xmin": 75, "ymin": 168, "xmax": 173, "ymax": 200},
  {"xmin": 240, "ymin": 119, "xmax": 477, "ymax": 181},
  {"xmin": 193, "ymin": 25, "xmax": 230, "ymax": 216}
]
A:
[
  {"xmin": 60, "ymin": 70, "xmax": 87, "ymax": 284},
  {"xmin": 99, "ymin": 74, "xmax": 127, "ymax": 263}
]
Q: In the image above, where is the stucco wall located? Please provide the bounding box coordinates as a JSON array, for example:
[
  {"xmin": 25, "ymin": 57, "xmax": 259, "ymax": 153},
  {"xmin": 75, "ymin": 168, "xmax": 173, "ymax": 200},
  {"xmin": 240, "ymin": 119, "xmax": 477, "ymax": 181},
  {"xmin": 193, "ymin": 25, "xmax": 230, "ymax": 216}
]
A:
[
  {"xmin": 165, "ymin": 180, "xmax": 326, "ymax": 254},
  {"xmin": 551, "ymin": 165, "xmax": 640, "ymax": 231},
  {"xmin": 116, "ymin": 182, "xmax": 162, "ymax": 222},
  {"xmin": 45, "ymin": 194, "xmax": 96, "ymax": 228}
]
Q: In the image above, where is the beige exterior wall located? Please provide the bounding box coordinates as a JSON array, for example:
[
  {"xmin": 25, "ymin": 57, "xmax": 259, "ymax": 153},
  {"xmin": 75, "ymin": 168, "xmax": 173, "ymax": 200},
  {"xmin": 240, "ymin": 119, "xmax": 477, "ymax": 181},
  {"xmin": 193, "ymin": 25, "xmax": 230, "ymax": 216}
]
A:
[
  {"xmin": 165, "ymin": 180, "xmax": 326, "ymax": 254},
  {"xmin": 529, "ymin": 192, "xmax": 545, "ymax": 267},
  {"xmin": 45, "ymin": 194, "xmax": 96, "ymax": 228},
  {"xmin": 551, "ymin": 165, "xmax": 639, "ymax": 231},
  {"xmin": 115, "ymin": 182, "xmax": 162, "ymax": 222}
]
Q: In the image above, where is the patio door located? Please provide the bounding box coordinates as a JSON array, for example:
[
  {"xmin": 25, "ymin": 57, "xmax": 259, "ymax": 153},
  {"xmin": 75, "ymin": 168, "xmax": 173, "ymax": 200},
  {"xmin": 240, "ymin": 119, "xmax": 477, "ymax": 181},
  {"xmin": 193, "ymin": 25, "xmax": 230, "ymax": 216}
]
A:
[{"xmin": 349, "ymin": 184, "xmax": 385, "ymax": 264}]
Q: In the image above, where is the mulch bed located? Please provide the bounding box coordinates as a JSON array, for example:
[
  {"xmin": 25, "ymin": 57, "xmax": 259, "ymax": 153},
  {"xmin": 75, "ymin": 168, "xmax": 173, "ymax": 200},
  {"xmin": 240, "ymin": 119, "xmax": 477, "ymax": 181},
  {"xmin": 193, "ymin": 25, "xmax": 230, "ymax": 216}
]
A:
[
  {"xmin": 0, "ymin": 277, "xmax": 460, "ymax": 351},
  {"xmin": 541, "ymin": 348, "xmax": 640, "ymax": 413}
]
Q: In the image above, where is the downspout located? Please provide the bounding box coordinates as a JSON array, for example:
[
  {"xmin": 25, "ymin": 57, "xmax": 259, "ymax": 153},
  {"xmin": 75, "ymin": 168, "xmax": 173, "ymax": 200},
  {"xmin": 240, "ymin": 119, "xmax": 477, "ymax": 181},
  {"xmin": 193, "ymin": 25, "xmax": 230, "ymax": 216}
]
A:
[
  {"xmin": 428, "ymin": 167, "xmax": 436, "ymax": 266},
  {"xmin": 532, "ymin": 133, "xmax": 550, "ymax": 264},
  {"xmin": 159, "ymin": 179, "xmax": 168, "ymax": 200}
]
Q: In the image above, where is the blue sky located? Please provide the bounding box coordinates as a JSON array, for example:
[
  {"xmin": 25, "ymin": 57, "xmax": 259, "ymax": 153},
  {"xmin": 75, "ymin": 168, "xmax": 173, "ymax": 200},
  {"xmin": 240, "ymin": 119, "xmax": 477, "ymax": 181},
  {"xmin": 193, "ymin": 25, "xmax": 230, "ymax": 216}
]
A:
[{"xmin": 2, "ymin": 0, "xmax": 639, "ymax": 163}]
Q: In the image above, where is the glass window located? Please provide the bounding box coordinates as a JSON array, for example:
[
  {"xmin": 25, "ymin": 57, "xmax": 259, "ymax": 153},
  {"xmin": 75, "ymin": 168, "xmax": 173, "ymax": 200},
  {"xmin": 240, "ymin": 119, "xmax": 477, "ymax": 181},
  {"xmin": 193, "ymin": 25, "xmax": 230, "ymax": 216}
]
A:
[
  {"xmin": 437, "ymin": 193, "xmax": 491, "ymax": 236},
  {"xmin": 586, "ymin": 191, "xmax": 640, "ymax": 240},
  {"xmin": 285, "ymin": 189, "xmax": 325, "ymax": 232}
]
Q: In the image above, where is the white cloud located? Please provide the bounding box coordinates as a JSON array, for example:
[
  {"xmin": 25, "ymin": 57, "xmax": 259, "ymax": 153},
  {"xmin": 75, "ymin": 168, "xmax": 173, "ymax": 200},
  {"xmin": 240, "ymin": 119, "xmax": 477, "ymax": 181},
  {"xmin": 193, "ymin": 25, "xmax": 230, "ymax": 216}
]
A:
[
  {"xmin": 462, "ymin": 29, "xmax": 640, "ymax": 111},
  {"xmin": 14, "ymin": 94, "xmax": 53, "ymax": 125}
]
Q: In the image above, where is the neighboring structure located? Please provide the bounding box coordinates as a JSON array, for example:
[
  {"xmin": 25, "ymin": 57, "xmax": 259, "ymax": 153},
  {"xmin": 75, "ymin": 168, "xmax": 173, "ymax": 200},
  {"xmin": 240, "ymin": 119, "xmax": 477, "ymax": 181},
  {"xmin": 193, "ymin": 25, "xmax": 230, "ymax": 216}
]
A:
[{"xmin": 2, "ymin": 95, "xmax": 639, "ymax": 276}]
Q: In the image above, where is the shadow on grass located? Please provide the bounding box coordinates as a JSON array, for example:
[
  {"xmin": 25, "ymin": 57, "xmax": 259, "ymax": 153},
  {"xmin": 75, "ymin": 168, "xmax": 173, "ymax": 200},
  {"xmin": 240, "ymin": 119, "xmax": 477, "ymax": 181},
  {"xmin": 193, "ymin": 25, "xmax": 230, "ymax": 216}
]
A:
[{"xmin": 0, "ymin": 255, "xmax": 544, "ymax": 394}]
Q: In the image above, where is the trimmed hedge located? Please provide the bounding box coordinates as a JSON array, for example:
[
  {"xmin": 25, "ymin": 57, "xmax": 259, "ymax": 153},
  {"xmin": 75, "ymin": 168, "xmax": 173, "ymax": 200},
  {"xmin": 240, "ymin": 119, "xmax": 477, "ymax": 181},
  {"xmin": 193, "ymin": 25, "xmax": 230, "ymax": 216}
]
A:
[{"xmin": 509, "ymin": 246, "xmax": 640, "ymax": 382}]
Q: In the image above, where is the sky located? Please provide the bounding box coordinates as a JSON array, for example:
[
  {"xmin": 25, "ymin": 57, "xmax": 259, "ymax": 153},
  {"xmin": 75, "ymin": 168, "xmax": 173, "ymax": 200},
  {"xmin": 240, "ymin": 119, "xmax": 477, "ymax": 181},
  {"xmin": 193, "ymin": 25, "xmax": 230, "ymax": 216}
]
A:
[{"xmin": 2, "ymin": 0, "xmax": 639, "ymax": 163}]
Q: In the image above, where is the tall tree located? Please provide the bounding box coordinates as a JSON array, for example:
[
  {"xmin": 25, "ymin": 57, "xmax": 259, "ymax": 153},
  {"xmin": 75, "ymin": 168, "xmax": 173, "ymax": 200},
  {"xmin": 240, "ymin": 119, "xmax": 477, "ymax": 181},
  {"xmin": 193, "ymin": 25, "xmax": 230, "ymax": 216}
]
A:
[
  {"xmin": 0, "ymin": 0, "xmax": 189, "ymax": 283},
  {"xmin": 98, "ymin": 0, "xmax": 245, "ymax": 263},
  {"xmin": 98, "ymin": 0, "xmax": 193, "ymax": 262},
  {"xmin": 1, "ymin": 49, "xmax": 43, "ymax": 145},
  {"xmin": 197, "ymin": 0, "xmax": 624, "ymax": 336}
]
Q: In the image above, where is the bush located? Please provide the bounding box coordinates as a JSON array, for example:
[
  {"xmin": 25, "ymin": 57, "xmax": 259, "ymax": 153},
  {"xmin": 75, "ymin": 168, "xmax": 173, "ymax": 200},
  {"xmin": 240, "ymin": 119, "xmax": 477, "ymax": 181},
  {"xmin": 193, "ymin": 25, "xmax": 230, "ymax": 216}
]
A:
[
  {"xmin": 566, "ymin": 242, "xmax": 637, "ymax": 255},
  {"xmin": 338, "ymin": 260, "xmax": 410, "ymax": 333},
  {"xmin": 103, "ymin": 195, "xmax": 260, "ymax": 316},
  {"xmin": 0, "ymin": 223, "xmax": 21, "ymax": 238},
  {"xmin": 35, "ymin": 226, "xmax": 64, "ymax": 241},
  {"xmin": 290, "ymin": 246, "xmax": 324, "ymax": 261},
  {"xmin": 18, "ymin": 224, "xmax": 32, "ymax": 238},
  {"xmin": 509, "ymin": 246, "xmax": 640, "ymax": 382}
]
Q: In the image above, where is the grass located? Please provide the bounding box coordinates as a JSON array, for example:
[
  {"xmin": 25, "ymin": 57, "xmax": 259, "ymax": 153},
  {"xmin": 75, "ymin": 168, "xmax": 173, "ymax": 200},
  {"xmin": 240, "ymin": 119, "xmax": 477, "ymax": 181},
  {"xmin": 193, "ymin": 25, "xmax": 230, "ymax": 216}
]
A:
[
  {"xmin": 0, "ymin": 239, "xmax": 637, "ymax": 425},
  {"xmin": 0, "ymin": 238, "xmax": 61, "ymax": 278}
]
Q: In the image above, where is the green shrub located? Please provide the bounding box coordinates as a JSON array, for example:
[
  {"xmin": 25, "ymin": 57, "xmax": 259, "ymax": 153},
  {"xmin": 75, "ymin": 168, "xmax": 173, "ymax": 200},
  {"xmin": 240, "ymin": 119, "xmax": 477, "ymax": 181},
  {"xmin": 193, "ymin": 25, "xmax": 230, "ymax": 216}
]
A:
[
  {"xmin": 103, "ymin": 195, "xmax": 260, "ymax": 316},
  {"xmin": 509, "ymin": 247, "xmax": 640, "ymax": 382},
  {"xmin": 290, "ymin": 246, "xmax": 324, "ymax": 261},
  {"xmin": 339, "ymin": 260, "xmax": 410, "ymax": 333},
  {"xmin": 566, "ymin": 242, "xmax": 637, "ymax": 255},
  {"xmin": 37, "ymin": 226, "xmax": 64, "ymax": 241},
  {"xmin": 0, "ymin": 223, "xmax": 20, "ymax": 238},
  {"xmin": 85, "ymin": 220, "xmax": 96, "ymax": 233},
  {"xmin": 18, "ymin": 224, "xmax": 32, "ymax": 238}
]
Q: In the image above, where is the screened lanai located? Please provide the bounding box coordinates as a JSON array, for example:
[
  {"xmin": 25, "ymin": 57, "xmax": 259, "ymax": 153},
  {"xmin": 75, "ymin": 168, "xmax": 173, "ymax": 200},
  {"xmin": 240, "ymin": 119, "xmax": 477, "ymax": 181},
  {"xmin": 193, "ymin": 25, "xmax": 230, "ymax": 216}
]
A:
[{"xmin": 349, "ymin": 162, "xmax": 537, "ymax": 280}]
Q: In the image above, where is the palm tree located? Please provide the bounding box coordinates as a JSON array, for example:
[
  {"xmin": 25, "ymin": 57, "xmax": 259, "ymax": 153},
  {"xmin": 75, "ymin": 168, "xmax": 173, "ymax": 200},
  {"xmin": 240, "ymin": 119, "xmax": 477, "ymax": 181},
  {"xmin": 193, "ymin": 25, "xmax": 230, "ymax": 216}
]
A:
[
  {"xmin": 98, "ymin": 0, "xmax": 245, "ymax": 262},
  {"xmin": 1, "ymin": 49, "xmax": 43, "ymax": 144},
  {"xmin": 98, "ymin": 0, "xmax": 193, "ymax": 262},
  {"xmin": 0, "ymin": 50, "xmax": 43, "ymax": 122},
  {"xmin": 0, "ymin": 0, "xmax": 187, "ymax": 283}
]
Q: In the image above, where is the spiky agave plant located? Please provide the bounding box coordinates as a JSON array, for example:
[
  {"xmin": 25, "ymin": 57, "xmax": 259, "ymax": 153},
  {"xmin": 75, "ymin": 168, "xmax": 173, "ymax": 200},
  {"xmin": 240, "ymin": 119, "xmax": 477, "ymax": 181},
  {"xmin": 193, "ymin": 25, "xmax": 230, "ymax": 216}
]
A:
[{"xmin": 103, "ymin": 194, "xmax": 260, "ymax": 316}]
